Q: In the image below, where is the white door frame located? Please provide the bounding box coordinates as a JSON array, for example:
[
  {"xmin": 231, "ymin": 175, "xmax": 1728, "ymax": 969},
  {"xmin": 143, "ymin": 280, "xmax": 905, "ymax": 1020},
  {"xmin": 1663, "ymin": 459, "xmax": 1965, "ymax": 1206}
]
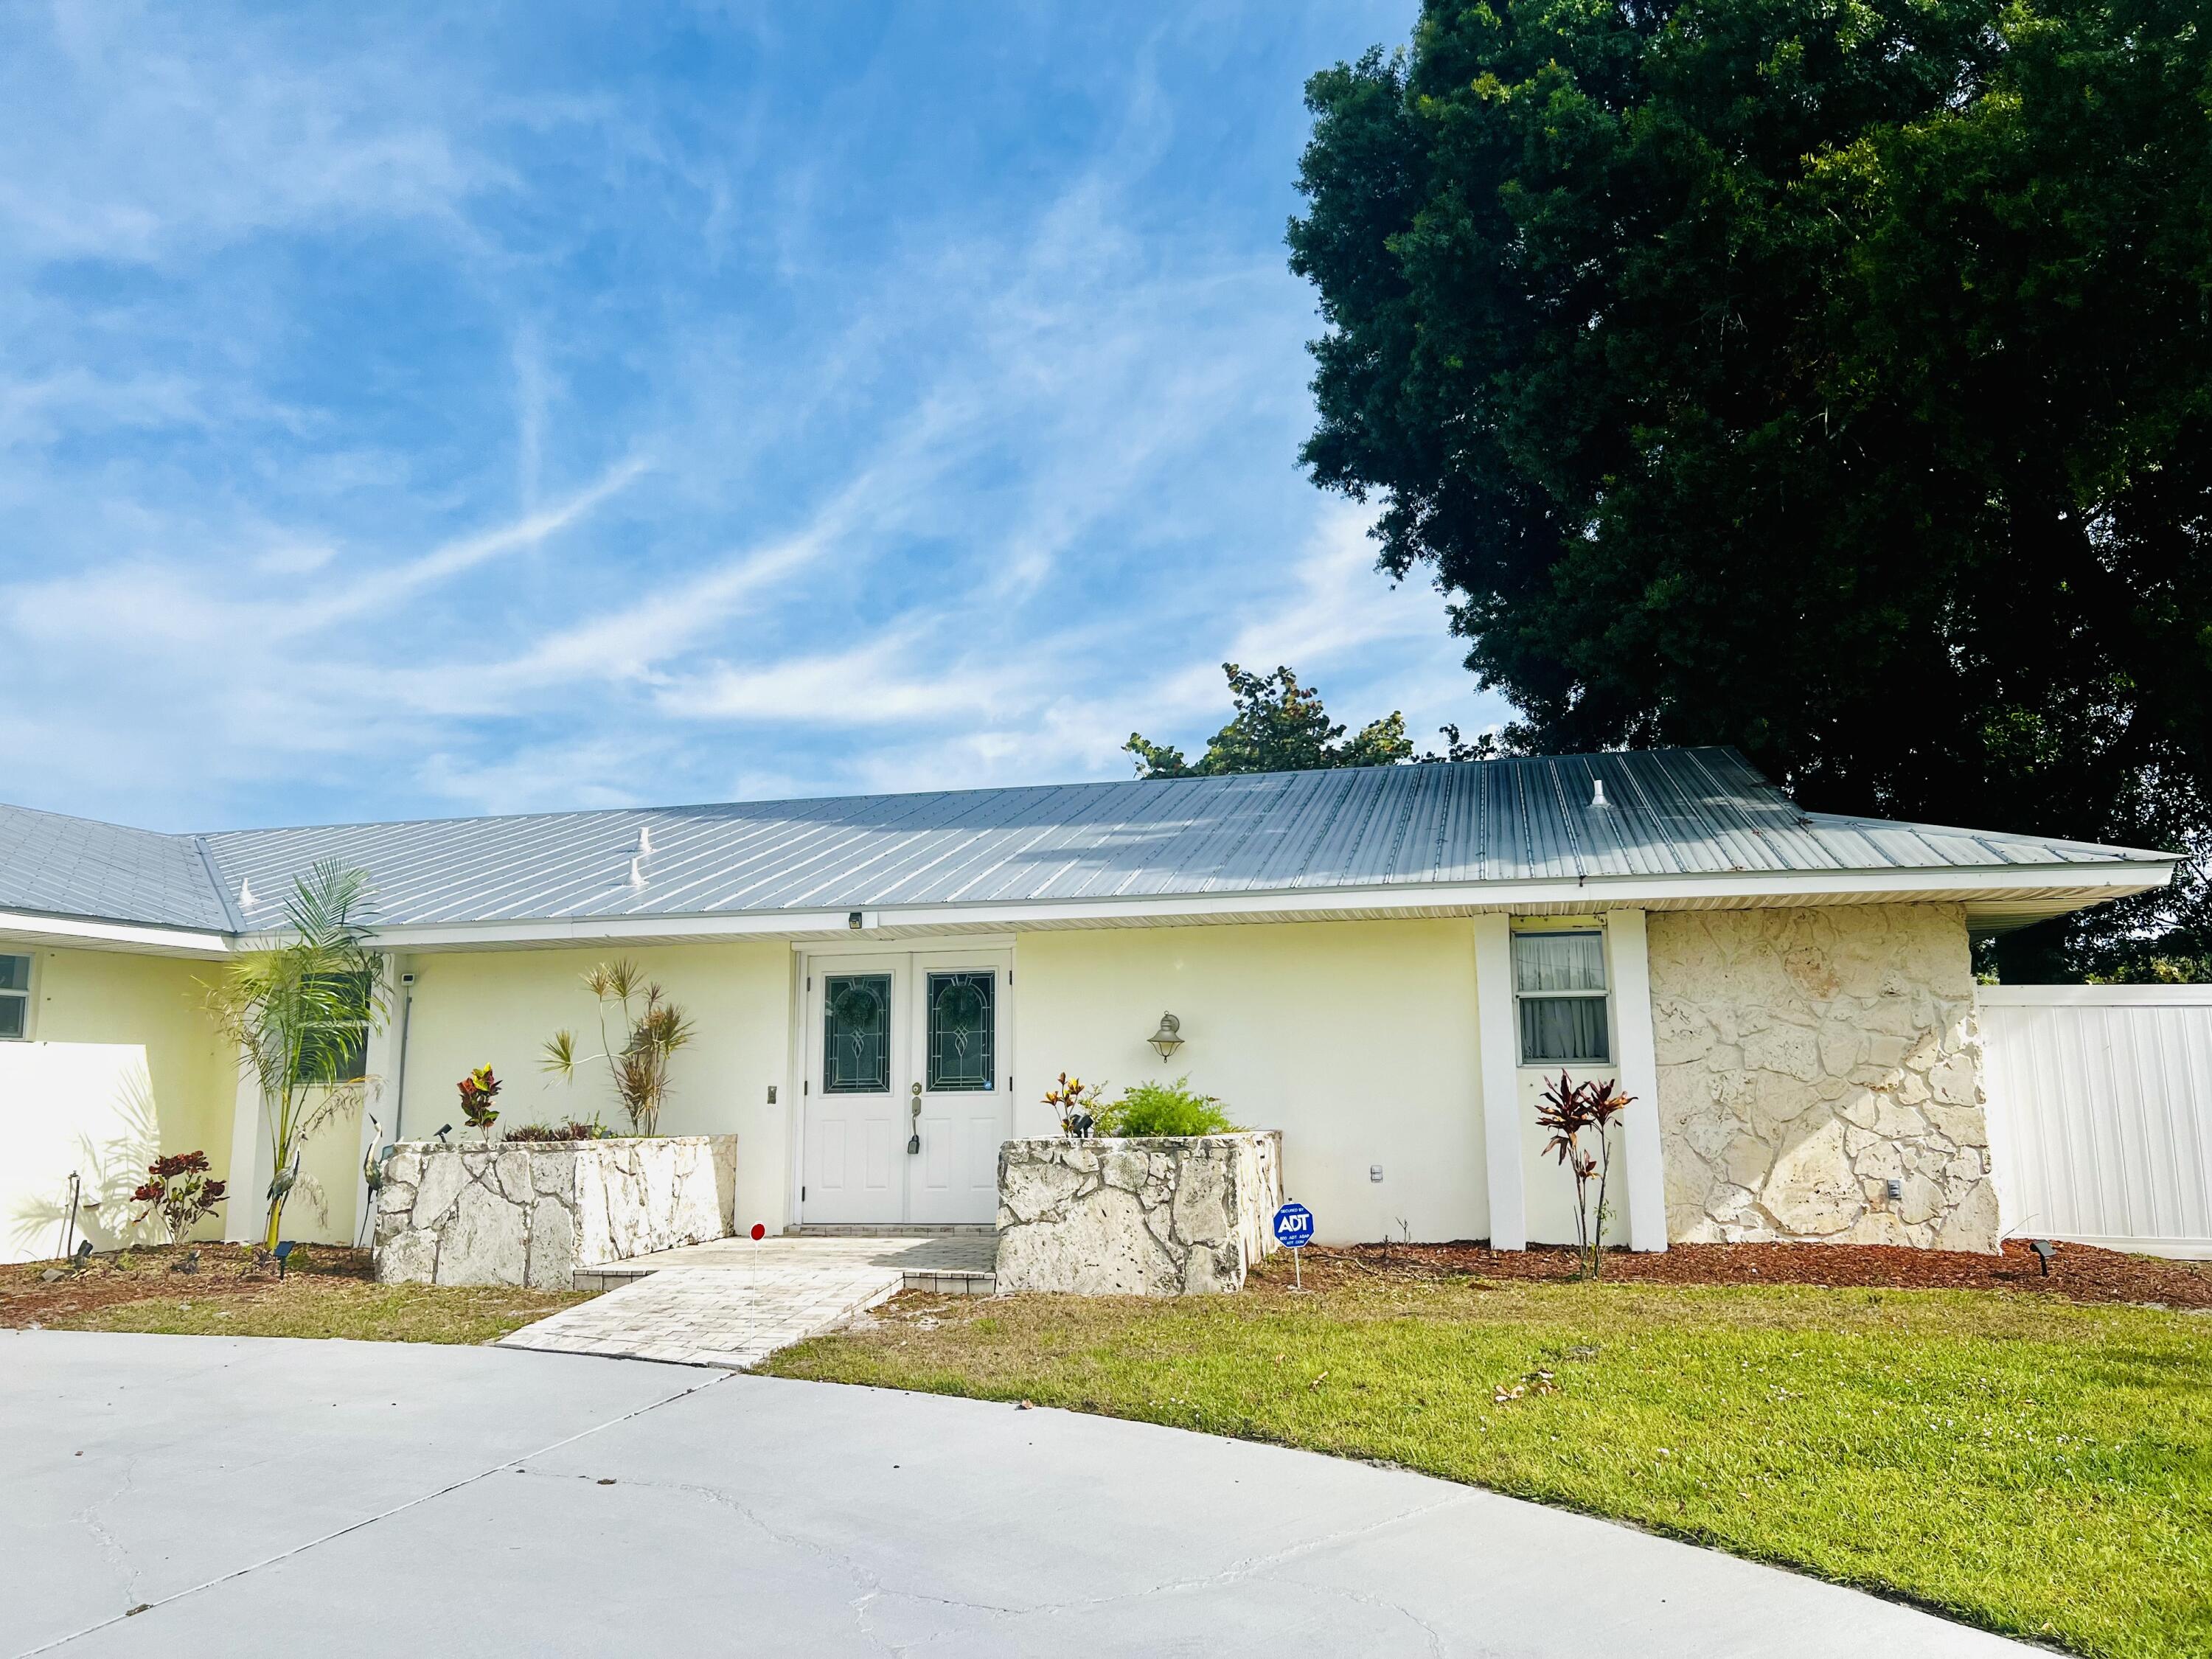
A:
[{"xmin": 792, "ymin": 940, "xmax": 1016, "ymax": 1226}]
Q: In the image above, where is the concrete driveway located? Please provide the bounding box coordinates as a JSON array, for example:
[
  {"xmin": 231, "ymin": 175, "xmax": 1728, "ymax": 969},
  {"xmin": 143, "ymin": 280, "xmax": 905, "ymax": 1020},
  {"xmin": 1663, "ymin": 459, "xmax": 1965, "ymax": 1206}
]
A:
[{"xmin": 5, "ymin": 1331, "xmax": 2033, "ymax": 1658}]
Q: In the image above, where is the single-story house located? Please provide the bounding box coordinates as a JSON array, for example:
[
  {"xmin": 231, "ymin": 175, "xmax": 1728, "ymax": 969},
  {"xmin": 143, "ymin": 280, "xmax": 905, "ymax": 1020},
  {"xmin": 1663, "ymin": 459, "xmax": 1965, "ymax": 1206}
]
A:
[{"xmin": 0, "ymin": 747, "xmax": 2177, "ymax": 1262}]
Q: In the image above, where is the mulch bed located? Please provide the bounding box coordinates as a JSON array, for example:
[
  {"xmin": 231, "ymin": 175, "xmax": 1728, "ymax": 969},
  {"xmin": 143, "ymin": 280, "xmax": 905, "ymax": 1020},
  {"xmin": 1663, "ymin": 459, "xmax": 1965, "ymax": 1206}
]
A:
[
  {"xmin": 0, "ymin": 1243, "xmax": 374, "ymax": 1325},
  {"xmin": 1263, "ymin": 1239, "xmax": 2212, "ymax": 1310}
]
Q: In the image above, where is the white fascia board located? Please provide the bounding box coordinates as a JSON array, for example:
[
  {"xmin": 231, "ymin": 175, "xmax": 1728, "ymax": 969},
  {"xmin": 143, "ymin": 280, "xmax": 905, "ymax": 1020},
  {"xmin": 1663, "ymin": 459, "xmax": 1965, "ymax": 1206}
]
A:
[
  {"xmin": 0, "ymin": 908, "xmax": 232, "ymax": 958},
  {"xmin": 348, "ymin": 858, "xmax": 2174, "ymax": 952},
  {"xmin": 333, "ymin": 908, "xmax": 866, "ymax": 953}
]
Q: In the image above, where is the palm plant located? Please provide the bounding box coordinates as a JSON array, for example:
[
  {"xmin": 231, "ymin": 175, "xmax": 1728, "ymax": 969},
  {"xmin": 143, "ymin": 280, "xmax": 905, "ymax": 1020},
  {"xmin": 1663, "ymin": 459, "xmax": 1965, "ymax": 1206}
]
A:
[
  {"xmin": 203, "ymin": 861, "xmax": 388, "ymax": 1249},
  {"xmin": 541, "ymin": 959, "xmax": 694, "ymax": 1135}
]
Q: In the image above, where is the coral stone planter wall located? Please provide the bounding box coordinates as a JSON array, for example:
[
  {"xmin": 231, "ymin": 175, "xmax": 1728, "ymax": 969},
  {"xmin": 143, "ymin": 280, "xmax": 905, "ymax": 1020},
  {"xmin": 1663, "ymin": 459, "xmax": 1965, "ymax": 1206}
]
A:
[
  {"xmin": 373, "ymin": 1135, "xmax": 737, "ymax": 1289},
  {"xmin": 996, "ymin": 1131, "xmax": 1283, "ymax": 1295}
]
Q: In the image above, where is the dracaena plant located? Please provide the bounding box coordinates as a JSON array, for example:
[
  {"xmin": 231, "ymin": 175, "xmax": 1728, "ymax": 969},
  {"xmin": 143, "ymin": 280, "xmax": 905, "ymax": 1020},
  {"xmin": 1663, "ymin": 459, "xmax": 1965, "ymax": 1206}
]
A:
[
  {"xmin": 203, "ymin": 861, "xmax": 387, "ymax": 1250},
  {"xmin": 541, "ymin": 960, "xmax": 694, "ymax": 1135},
  {"xmin": 1534, "ymin": 1071, "xmax": 1633, "ymax": 1279}
]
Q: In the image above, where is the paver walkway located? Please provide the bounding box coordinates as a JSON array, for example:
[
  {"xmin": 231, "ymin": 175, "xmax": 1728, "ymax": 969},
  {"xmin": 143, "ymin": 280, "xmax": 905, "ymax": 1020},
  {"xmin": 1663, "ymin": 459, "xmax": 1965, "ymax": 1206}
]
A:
[{"xmin": 498, "ymin": 1232, "xmax": 996, "ymax": 1368}]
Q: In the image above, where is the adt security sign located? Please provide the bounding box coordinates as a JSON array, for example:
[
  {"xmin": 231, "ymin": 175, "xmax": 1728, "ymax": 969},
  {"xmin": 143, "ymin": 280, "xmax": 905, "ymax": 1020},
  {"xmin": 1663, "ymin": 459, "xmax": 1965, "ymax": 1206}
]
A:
[{"xmin": 1273, "ymin": 1201, "xmax": 1315, "ymax": 1289}]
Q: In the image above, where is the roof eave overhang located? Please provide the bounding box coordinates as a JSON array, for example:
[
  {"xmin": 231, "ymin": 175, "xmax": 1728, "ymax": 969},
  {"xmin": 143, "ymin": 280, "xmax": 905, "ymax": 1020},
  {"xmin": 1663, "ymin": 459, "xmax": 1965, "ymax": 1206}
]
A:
[
  {"xmin": 0, "ymin": 908, "xmax": 234, "ymax": 959},
  {"xmin": 293, "ymin": 859, "xmax": 2178, "ymax": 954}
]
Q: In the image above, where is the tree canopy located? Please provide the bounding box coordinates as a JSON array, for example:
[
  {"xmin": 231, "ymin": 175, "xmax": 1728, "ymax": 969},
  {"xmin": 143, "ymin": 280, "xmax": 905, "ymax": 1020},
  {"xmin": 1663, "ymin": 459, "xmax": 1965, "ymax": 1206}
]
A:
[
  {"xmin": 1289, "ymin": 0, "xmax": 2212, "ymax": 977},
  {"xmin": 1125, "ymin": 662, "xmax": 1493, "ymax": 778},
  {"xmin": 1126, "ymin": 664, "xmax": 1413, "ymax": 777}
]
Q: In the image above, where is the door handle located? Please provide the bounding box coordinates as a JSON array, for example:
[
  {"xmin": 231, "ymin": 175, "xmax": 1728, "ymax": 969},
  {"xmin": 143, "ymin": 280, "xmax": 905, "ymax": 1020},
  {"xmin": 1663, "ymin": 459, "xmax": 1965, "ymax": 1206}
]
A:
[{"xmin": 908, "ymin": 1082, "xmax": 922, "ymax": 1155}]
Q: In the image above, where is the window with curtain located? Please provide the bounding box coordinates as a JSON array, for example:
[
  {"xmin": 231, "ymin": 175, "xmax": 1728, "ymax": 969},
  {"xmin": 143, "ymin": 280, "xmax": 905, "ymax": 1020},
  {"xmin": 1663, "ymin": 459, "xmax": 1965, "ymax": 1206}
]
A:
[{"xmin": 1512, "ymin": 931, "xmax": 1610, "ymax": 1065}]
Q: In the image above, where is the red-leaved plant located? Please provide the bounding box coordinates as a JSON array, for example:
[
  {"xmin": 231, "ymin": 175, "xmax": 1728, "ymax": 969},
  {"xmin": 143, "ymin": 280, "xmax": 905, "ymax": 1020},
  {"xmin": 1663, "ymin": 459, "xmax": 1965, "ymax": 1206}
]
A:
[
  {"xmin": 1534, "ymin": 1073, "xmax": 1633, "ymax": 1279},
  {"xmin": 457, "ymin": 1065, "xmax": 502, "ymax": 1139},
  {"xmin": 131, "ymin": 1151, "xmax": 227, "ymax": 1245}
]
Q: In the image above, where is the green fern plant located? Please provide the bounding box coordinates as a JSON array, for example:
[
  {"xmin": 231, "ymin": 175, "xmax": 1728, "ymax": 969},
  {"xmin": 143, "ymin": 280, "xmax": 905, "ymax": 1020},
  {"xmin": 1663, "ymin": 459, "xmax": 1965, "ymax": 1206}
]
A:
[{"xmin": 1095, "ymin": 1077, "xmax": 1241, "ymax": 1138}]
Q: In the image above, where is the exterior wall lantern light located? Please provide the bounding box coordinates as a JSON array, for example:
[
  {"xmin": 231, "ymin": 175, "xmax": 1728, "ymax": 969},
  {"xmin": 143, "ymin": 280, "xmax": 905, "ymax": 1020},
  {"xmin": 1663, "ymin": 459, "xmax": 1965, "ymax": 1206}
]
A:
[{"xmin": 1147, "ymin": 1012, "xmax": 1184, "ymax": 1060}]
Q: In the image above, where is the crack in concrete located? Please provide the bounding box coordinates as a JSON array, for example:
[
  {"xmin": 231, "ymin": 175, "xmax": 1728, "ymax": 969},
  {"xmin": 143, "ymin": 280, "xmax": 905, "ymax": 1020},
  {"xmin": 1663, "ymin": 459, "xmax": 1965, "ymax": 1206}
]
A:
[
  {"xmin": 543, "ymin": 1463, "xmax": 1470, "ymax": 1654},
  {"xmin": 20, "ymin": 1371, "xmax": 729, "ymax": 1656},
  {"xmin": 566, "ymin": 1467, "xmax": 1032, "ymax": 1653},
  {"xmin": 71, "ymin": 1455, "xmax": 142, "ymax": 1614},
  {"xmin": 1035, "ymin": 1490, "xmax": 1477, "ymax": 1613}
]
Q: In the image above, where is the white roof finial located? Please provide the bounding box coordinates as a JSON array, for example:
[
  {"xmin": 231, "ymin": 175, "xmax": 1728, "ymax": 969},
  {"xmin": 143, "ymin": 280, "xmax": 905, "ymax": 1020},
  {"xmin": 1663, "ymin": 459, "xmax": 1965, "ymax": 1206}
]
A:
[
  {"xmin": 627, "ymin": 855, "xmax": 646, "ymax": 891},
  {"xmin": 637, "ymin": 825, "xmax": 653, "ymax": 856},
  {"xmin": 1590, "ymin": 779, "xmax": 1610, "ymax": 809},
  {"xmin": 237, "ymin": 877, "xmax": 254, "ymax": 909}
]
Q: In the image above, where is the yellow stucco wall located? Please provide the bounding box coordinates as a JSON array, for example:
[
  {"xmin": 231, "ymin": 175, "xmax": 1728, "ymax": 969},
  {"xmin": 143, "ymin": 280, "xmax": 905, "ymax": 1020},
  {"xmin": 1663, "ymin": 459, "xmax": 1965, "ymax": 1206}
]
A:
[
  {"xmin": 392, "ymin": 942, "xmax": 793, "ymax": 1234},
  {"xmin": 1012, "ymin": 919, "xmax": 1488, "ymax": 1245},
  {"xmin": 0, "ymin": 945, "xmax": 233, "ymax": 1261}
]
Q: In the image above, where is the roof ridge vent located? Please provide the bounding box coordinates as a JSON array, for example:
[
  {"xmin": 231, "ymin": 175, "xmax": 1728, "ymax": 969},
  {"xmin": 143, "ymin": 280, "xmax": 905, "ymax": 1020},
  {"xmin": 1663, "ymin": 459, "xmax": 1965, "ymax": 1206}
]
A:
[{"xmin": 1590, "ymin": 779, "xmax": 1610, "ymax": 810}]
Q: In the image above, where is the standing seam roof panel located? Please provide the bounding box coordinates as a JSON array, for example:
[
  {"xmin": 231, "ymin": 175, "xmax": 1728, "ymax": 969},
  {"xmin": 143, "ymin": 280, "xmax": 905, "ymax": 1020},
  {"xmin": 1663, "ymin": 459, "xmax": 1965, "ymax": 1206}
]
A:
[{"xmin": 39, "ymin": 745, "xmax": 2154, "ymax": 936}]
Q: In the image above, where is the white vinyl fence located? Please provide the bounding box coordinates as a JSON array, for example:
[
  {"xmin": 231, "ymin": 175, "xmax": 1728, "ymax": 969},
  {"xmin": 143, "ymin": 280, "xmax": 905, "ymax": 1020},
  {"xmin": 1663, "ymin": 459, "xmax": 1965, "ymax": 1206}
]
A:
[{"xmin": 1978, "ymin": 985, "xmax": 2212, "ymax": 1259}]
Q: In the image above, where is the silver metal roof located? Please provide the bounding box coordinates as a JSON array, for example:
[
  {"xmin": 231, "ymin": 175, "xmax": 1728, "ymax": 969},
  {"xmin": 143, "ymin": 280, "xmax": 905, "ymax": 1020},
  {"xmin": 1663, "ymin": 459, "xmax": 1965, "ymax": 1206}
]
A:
[
  {"xmin": 0, "ymin": 748, "xmax": 2174, "ymax": 941},
  {"xmin": 0, "ymin": 801, "xmax": 236, "ymax": 933}
]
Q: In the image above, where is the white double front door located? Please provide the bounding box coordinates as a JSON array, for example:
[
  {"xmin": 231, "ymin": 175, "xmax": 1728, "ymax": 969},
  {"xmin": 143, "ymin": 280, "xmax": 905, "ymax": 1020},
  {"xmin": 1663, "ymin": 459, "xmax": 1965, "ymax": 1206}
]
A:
[{"xmin": 799, "ymin": 949, "xmax": 1012, "ymax": 1225}]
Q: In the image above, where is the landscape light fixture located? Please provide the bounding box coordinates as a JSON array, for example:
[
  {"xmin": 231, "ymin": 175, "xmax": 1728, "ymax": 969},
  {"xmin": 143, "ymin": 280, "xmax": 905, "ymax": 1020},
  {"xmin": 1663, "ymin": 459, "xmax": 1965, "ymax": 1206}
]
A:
[
  {"xmin": 434, "ymin": 1124, "xmax": 453, "ymax": 1145},
  {"xmin": 1147, "ymin": 1012, "xmax": 1185, "ymax": 1060},
  {"xmin": 2029, "ymin": 1239, "xmax": 2057, "ymax": 1276}
]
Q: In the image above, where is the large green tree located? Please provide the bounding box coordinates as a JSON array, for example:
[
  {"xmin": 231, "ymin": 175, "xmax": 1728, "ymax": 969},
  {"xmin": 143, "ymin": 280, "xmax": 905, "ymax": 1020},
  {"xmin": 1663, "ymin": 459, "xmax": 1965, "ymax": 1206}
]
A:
[
  {"xmin": 1289, "ymin": 0, "xmax": 2212, "ymax": 977},
  {"xmin": 1127, "ymin": 662, "xmax": 1493, "ymax": 777}
]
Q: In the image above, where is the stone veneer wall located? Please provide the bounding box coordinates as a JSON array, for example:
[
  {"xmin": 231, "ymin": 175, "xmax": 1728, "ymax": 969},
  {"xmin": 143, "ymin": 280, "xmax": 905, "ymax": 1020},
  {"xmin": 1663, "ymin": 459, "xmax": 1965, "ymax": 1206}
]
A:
[
  {"xmin": 374, "ymin": 1135, "xmax": 737, "ymax": 1289},
  {"xmin": 997, "ymin": 1132, "xmax": 1283, "ymax": 1295},
  {"xmin": 1646, "ymin": 905, "xmax": 2000, "ymax": 1251}
]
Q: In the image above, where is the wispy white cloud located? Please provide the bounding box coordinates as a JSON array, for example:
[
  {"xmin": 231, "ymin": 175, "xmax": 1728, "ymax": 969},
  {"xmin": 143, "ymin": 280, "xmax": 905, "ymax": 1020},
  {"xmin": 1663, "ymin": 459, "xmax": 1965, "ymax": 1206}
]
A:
[
  {"xmin": 0, "ymin": 1, "xmax": 1498, "ymax": 832},
  {"xmin": 0, "ymin": 4, "xmax": 505, "ymax": 266}
]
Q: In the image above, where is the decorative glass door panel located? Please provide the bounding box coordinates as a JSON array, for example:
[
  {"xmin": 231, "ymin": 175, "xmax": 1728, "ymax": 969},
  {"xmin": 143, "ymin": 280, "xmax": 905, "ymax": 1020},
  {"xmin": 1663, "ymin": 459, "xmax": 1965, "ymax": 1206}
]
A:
[
  {"xmin": 925, "ymin": 972, "xmax": 995, "ymax": 1091},
  {"xmin": 823, "ymin": 973, "xmax": 893, "ymax": 1093}
]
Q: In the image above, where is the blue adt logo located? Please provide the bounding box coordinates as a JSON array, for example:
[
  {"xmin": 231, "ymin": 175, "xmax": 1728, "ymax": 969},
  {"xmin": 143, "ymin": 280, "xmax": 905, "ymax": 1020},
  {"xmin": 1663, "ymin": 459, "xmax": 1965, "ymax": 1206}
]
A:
[{"xmin": 1272, "ymin": 1201, "xmax": 1314, "ymax": 1248}]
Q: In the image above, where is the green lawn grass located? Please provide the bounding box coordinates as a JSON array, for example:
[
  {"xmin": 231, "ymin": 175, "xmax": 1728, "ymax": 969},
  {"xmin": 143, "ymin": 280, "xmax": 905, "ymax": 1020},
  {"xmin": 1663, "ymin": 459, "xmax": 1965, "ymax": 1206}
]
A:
[
  {"xmin": 39, "ymin": 1277, "xmax": 590, "ymax": 1346},
  {"xmin": 762, "ymin": 1273, "xmax": 2212, "ymax": 1659},
  {"xmin": 4, "ymin": 1243, "xmax": 593, "ymax": 1346}
]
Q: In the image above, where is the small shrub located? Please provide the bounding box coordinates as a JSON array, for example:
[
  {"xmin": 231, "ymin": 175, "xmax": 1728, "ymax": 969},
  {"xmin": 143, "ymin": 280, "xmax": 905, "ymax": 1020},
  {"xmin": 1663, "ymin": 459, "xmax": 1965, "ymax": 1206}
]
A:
[
  {"xmin": 502, "ymin": 1120, "xmax": 619, "ymax": 1143},
  {"xmin": 457, "ymin": 1065, "xmax": 502, "ymax": 1139},
  {"xmin": 130, "ymin": 1152, "xmax": 227, "ymax": 1245},
  {"xmin": 1534, "ymin": 1071, "xmax": 1632, "ymax": 1279},
  {"xmin": 1096, "ymin": 1078, "xmax": 1241, "ymax": 1137},
  {"xmin": 543, "ymin": 960, "xmax": 694, "ymax": 1135}
]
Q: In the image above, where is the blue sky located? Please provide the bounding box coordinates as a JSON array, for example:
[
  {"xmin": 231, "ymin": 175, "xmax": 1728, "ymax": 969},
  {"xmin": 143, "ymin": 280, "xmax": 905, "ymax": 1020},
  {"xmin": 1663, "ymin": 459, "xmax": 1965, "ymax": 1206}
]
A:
[{"xmin": 1, "ymin": 1, "xmax": 1504, "ymax": 832}]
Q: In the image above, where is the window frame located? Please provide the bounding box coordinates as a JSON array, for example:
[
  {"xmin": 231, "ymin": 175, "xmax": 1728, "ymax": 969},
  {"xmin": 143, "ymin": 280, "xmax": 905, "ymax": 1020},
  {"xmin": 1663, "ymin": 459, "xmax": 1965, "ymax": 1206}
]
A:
[
  {"xmin": 1511, "ymin": 927, "xmax": 1613, "ymax": 1068},
  {"xmin": 291, "ymin": 970, "xmax": 374, "ymax": 1085},
  {"xmin": 0, "ymin": 950, "xmax": 32, "ymax": 1041}
]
